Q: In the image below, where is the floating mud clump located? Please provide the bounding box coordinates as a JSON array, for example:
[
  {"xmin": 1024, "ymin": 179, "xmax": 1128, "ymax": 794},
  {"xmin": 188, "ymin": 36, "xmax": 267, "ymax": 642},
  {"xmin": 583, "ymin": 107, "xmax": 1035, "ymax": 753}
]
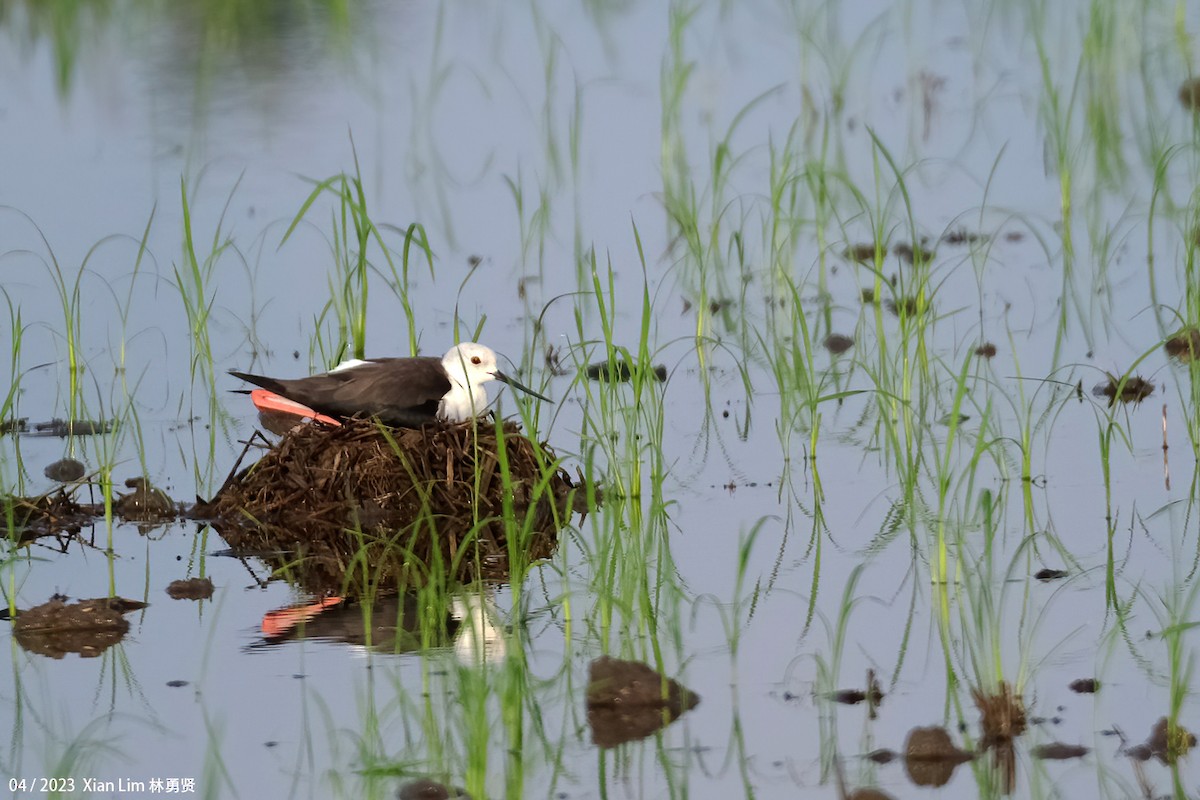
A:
[
  {"xmin": 822, "ymin": 333, "xmax": 855, "ymax": 355},
  {"xmin": 903, "ymin": 726, "xmax": 974, "ymax": 787},
  {"xmin": 1180, "ymin": 77, "xmax": 1200, "ymax": 112},
  {"xmin": 1165, "ymin": 327, "xmax": 1200, "ymax": 363},
  {"xmin": 116, "ymin": 477, "xmax": 176, "ymax": 521},
  {"xmin": 166, "ymin": 577, "xmax": 215, "ymax": 600},
  {"xmin": 975, "ymin": 342, "xmax": 997, "ymax": 359},
  {"xmin": 206, "ymin": 419, "xmax": 578, "ymax": 592},
  {"xmin": 44, "ymin": 458, "xmax": 85, "ymax": 482},
  {"xmin": 1093, "ymin": 373, "xmax": 1154, "ymax": 406},
  {"xmin": 586, "ymin": 656, "xmax": 700, "ymax": 748},
  {"xmin": 11, "ymin": 595, "xmax": 148, "ymax": 659},
  {"xmin": 1125, "ymin": 717, "xmax": 1197, "ymax": 764}
]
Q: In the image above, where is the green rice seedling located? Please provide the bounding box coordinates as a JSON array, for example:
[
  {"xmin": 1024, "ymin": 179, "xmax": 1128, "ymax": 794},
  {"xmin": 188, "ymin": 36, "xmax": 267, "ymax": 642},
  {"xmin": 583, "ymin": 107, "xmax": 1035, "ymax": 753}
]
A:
[
  {"xmin": 283, "ymin": 145, "xmax": 374, "ymax": 361},
  {"xmin": 1080, "ymin": 0, "xmax": 1130, "ymax": 188},
  {"xmin": 0, "ymin": 291, "xmax": 27, "ymax": 498},
  {"xmin": 1030, "ymin": 5, "xmax": 1094, "ymax": 358},
  {"xmin": 36, "ymin": 235, "xmax": 88, "ymax": 424},
  {"xmin": 283, "ymin": 143, "xmax": 435, "ymax": 369},
  {"xmin": 1084, "ymin": 342, "xmax": 1161, "ymax": 606},
  {"xmin": 177, "ymin": 177, "xmax": 236, "ymax": 394},
  {"xmin": 405, "ymin": 4, "xmax": 458, "ymax": 247},
  {"xmin": 1143, "ymin": 555, "xmax": 1200, "ymax": 787}
]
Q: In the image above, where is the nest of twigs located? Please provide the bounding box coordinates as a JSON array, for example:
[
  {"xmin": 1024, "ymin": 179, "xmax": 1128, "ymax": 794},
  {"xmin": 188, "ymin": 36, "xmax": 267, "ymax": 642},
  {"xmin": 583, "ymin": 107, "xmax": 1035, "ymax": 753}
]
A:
[{"xmin": 205, "ymin": 418, "xmax": 578, "ymax": 593}]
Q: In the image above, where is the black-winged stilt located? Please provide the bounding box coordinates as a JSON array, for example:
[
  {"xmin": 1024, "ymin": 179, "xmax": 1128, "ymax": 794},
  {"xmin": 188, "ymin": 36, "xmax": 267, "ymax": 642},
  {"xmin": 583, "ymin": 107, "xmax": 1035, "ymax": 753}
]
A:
[{"xmin": 229, "ymin": 342, "xmax": 550, "ymax": 428}]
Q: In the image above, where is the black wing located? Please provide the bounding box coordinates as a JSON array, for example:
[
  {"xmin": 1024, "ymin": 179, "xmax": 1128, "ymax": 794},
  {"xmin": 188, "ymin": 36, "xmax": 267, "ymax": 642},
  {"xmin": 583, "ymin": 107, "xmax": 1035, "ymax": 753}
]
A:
[{"xmin": 229, "ymin": 358, "xmax": 451, "ymax": 427}]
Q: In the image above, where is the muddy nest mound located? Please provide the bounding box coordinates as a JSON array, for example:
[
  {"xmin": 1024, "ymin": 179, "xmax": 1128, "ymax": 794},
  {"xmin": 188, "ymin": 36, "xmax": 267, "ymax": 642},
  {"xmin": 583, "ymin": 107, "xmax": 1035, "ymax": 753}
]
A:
[{"xmin": 207, "ymin": 419, "xmax": 577, "ymax": 593}]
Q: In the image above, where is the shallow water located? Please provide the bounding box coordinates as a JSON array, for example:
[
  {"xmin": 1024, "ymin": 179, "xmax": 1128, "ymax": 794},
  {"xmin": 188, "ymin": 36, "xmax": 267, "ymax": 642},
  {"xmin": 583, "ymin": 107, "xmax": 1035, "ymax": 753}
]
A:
[{"xmin": 3, "ymin": 1, "xmax": 1200, "ymax": 798}]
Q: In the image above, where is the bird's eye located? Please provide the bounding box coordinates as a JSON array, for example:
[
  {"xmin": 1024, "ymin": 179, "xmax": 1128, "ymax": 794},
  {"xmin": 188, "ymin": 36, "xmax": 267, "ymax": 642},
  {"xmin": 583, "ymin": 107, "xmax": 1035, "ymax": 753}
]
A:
[{"xmin": 471, "ymin": 356, "xmax": 482, "ymax": 365}]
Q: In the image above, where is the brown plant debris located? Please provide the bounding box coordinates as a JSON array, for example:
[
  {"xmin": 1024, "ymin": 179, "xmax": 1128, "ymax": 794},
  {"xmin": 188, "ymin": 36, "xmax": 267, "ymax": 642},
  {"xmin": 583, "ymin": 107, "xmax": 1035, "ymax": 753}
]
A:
[
  {"xmin": 974, "ymin": 342, "xmax": 997, "ymax": 359},
  {"xmin": 116, "ymin": 477, "xmax": 176, "ymax": 521},
  {"xmin": 940, "ymin": 228, "xmax": 989, "ymax": 246},
  {"xmin": 1180, "ymin": 77, "xmax": 1200, "ymax": 112},
  {"xmin": 885, "ymin": 295, "xmax": 924, "ymax": 317},
  {"xmin": 586, "ymin": 656, "xmax": 700, "ymax": 748},
  {"xmin": 1030, "ymin": 742, "xmax": 1090, "ymax": 760},
  {"xmin": 973, "ymin": 681, "xmax": 1027, "ymax": 748},
  {"xmin": 1094, "ymin": 373, "xmax": 1154, "ymax": 406},
  {"xmin": 829, "ymin": 669, "xmax": 884, "ymax": 714},
  {"xmin": 892, "ymin": 241, "xmax": 935, "ymax": 264},
  {"xmin": 860, "ymin": 287, "xmax": 876, "ymax": 304},
  {"xmin": 2, "ymin": 489, "xmax": 91, "ymax": 540},
  {"xmin": 206, "ymin": 419, "xmax": 578, "ymax": 593},
  {"xmin": 0, "ymin": 417, "xmax": 28, "ymax": 435},
  {"xmin": 12, "ymin": 596, "xmax": 148, "ymax": 659},
  {"xmin": 1068, "ymin": 677, "xmax": 1098, "ymax": 694},
  {"xmin": 1165, "ymin": 327, "xmax": 1200, "ymax": 363},
  {"xmin": 843, "ymin": 242, "xmax": 879, "ymax": 263},
  {"xmin": 823, "ymin": 333, "xmax": 855, "ymax": 355},
  {"xmin": 903, "ymin": 726, "xmax": 974, "ymax": 788},
  {"xmin": 166, "ymin": 577, "xmax": 215, "ymax": 600},
  {"xmin": 1125, "ymin": 717, "xmax": 1197, "ymax": 764}
]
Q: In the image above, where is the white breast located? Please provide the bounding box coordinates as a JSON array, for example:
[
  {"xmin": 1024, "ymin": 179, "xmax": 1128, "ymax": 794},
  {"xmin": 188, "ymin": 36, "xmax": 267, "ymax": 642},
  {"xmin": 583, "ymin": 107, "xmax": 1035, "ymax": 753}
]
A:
[{"xmin": 438, "ymin": 380, "xmax": 489, "ymax": 421}]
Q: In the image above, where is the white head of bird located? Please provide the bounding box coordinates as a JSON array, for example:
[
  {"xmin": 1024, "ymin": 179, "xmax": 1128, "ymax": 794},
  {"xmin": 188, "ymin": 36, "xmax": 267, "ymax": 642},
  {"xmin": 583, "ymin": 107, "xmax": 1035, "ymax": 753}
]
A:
[
  {"xmin": 437, "ymin": 342, "xmax": 549, "ymax": 422},
  {"xmin": 439, "ymin": 343, "xmax": 499, "ymax": 420}
]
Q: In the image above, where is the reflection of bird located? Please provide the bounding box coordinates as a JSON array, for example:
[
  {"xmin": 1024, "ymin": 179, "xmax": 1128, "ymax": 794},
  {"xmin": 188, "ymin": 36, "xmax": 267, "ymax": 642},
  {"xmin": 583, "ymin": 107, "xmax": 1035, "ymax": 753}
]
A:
[{"xmin": 230, "ymin": 342, "xmax": 551, "ymax": 428}]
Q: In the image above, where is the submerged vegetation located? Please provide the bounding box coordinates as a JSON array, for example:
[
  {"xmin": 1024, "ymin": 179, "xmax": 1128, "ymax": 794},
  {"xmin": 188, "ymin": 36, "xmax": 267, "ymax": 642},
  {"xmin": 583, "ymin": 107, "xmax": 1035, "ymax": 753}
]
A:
[{"xmin": 2, "ymin": 0, "xmax": 1200, "ymax": 798}]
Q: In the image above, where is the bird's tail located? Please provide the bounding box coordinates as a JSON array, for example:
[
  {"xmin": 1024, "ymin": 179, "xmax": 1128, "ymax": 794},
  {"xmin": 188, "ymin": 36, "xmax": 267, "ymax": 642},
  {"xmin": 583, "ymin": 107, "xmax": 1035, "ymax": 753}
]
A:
[{"xmin": 228, "ymin": 370, "xmax": 286, "ymax": 395}]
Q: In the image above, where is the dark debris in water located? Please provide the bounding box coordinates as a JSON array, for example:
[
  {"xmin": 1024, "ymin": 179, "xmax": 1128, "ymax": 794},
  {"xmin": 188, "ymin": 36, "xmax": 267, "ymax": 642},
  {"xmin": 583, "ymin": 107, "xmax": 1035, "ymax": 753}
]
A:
[
  {"xmin": 1068, "ymin": 677, "xmax": 1098, "ymax": 694},
  {"xmin": 0, "ymin": 417, "xmax": 28, "ymax": 434},
  {"xmin": 975, "ymin": 342, "xmax": 997, "ymax": 359},
  {"xmin": 903, "ymin": 726, "xmax": 974, "ymax": 788},
  {"xmin": 1180, "ymin": 77, "xmax": 1200, "ymax": 112},
  {"xmin": 1093, "ymin": 373, "xmax": 1154, "ymax": 406},
  {"xmin": 586, "ymin": 656, "xmax": 699, "ymax": 748},
  {"xmin": 892, "ymin": 240, "xmax": 935, "ymax": 264},
  {"xmin": 11, "ymin": 595, "xmax": 148, "ymax": 659},
  {"xmin": 584, "ymin": 359, "xmax": 667, "ymax": 383},
  {"xmin": 1030, "ymin": 742, "xmax": 1090, "ymax": 760},
  {"xmin": 116, "ymin": 477, "xmax": 176, "ymax": 521},
  {"xmin": 3, "ymin": 489, "xmax": 93, "ymax": 540},
  {"xmin": 843, "ymin": 242, "xmax": 879, "ymax": 263},
  {"xmin": 1124, "ymin": 717, "xmax": 1197, "ymax": 765},
  {"xmin": 940, "ymin": 228, "xmax": 990, "ymax": 246},
  {"xmin": 885, "ymin": 295, "xmax": 925, "ymax": 318},
  {"xmin": 845, "ymin": 790, "xmax": 895, "ymax": 800},
  {"xmin": 973, "ymin": 681, "xmax": 1027, "ymax": 748},
  {"xmin": 3, "ymin": 476, "xmax": 182, "ymax": 540},
  {"xmin": 205, "ymin": 419, "xmax": 579, "ymax": 593},
  {"xmin": 827, "ymin": 669, "xmax": 884, "ymax": 717},
  {"xmin": 43, "ymin": 458, "xmax": 86, "ymax": 482},
  {"xmin": 166, "ymin": 577, "xmax": 215, "ymax": 600},
  {"xmin": 822, "ymin": 333, "xmax": 855, "ymax": 355},
  {"xmin": 28, "ymin": 418, "xmax": 116, "ymax": 437},
  {"xmin": 1035, "ymin": 568, "xmax": 1068, "ymax": 581},
  {"xmin": 397, "ymin": 779, "xmax": 472, "ymax": 800},
  {"xmin": 1165, "ymin": 327, "xmax": 1200, "ymax": 363}
]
